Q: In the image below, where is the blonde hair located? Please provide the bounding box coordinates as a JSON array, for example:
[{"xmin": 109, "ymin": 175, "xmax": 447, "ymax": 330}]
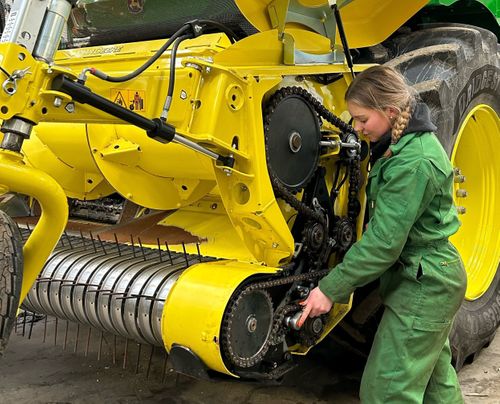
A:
[{"xmin": 345, "ymin": 65, "xmax": 416, "ymax": 145}]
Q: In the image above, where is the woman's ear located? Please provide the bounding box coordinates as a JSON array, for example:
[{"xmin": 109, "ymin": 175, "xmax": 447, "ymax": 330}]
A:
[{"xmin": 384, "ymin": 107, "xmax": 399, "ymax": 120}]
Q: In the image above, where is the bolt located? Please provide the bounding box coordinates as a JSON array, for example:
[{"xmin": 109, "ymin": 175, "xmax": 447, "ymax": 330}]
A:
[
  {"xmin": 289, "ymin": 131, "xmax": 302, "ymax": 153},
  {"xmin": 453, "ymin": 167, "xmax": 462, "ymax": 176},
  {"xmin": 272, "ymin": 242, "xmax": 279, "ymax": 248},
  {"xmin": 180, "ymin": 90, "xmax": 187, "ymax": 100},
  {"xmin": 246, "ymin": 316, "xmax": 257, "ymax": 333},
  {"xmin": 211, "ymin": 203, "xmax": 218, "ymax": 210},
  {"xmin": 65, "ymin": 102, "xmax": 75, "ymax": 113},
  {"xmin": 223, "ymin": 168, "xmax": 232, "ymax": 176},
  {"xmin": 54, "ymin": 97, "xmax": 62, "ymax": 108},
  {"xmin": 456, "ymin": 206, "xmax": 466, "ymax": 215},
  {"xmin": 454, "ymin": 175, "xmax": 466, "ymax": 183},
  {"xmin": 21, "ymin": 31, "xmax": 31, "ymax": 41},
  {"xmin": 456, "ymin": 189, "xmax": 468, "ymax": 198}
]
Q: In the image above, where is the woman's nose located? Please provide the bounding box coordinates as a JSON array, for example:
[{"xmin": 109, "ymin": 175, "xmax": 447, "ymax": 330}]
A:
[{"xmin": 354, "ymin": 121, "xmax": 363, "ymax": 132}]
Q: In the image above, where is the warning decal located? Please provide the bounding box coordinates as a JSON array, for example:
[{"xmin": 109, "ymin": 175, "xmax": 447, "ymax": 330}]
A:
[{"xmin": 111, "ymin": 89, "xmax": 146, "ymax": 112}]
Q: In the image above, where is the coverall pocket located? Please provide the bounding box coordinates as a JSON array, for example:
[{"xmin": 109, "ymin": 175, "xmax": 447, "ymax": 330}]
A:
[{"xmin": 412, "ymin": 318, "xmax": 450, "ymax": 332}]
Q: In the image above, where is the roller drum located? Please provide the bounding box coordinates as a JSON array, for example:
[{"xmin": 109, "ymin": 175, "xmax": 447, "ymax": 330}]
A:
[{"xmin": 23, "ymin": 236, "xmax": 199, "ymax": 346}]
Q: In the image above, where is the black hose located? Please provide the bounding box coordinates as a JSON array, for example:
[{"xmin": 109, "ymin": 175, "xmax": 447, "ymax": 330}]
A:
[
  {"xmin": 91, "ymin": 24, "xmax": 191, "ymax": 83},
  {"xmin": 160, "ymin": 33, "xmax": 193, "ymax": 120}
]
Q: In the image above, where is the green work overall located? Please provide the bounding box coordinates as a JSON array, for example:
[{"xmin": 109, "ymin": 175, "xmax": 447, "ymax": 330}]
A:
[{"xmin": 319, "ymin": 128, "xmax": 467, "ymax": 403}]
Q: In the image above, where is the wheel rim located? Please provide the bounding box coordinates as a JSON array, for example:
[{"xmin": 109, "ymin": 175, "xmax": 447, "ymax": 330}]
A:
[{"xmin": 450, "ymin": 104, "xmax": 500, "ymax": 301}]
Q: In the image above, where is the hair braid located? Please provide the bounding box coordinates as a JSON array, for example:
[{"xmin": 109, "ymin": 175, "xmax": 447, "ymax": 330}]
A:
[{"xmin": 391, "ymin": 100, "xmax": 413, "ymax": 145}]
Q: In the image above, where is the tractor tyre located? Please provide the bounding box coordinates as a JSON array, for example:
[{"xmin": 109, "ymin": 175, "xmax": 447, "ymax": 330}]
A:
[
  {"xmin": 385, "ymin": 23, "xmax": 500, "ymax": 370},
  {"xmin": 0, "ymin": 209, "xmax": 23, "ymax": 355}
]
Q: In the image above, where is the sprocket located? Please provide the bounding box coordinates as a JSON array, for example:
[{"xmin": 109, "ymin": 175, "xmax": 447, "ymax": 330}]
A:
[
  {"xmin": 221, "ymin": 289, "xmax": 274, "ymax": 368},
  {"xmin": 264, "ymin": 90, "xmax": 321, "ymax": 192}
]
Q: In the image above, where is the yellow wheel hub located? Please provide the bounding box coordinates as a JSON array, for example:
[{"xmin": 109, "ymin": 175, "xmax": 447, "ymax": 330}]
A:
[{"xmin": 450, "ymin": 104, "xmax": 500, "ymax": 300}]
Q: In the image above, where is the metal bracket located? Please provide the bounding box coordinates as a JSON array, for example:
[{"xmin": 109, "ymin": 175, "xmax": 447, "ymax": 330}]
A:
[{"xmin": 267, "ymin": 0, "xmax": 347, "ymax": 65}]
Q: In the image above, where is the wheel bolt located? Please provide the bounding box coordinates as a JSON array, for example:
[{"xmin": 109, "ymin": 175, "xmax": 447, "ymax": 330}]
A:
[
  {"xmin": 454, "ymin": 175, "xmax": 466, "ymax": 183},
  {"xmin": 456, "ymin": 206, "xmax": 466, "ymax": 214},
  {"xmin": 456, "ymin": 189, "xmax": 468, "ymax": 198}
]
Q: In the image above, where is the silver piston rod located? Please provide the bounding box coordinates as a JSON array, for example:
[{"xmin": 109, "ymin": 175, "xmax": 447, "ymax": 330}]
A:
[{"xmin": 22, "ymin": 234, "xmax": 205, "ymax": 346}]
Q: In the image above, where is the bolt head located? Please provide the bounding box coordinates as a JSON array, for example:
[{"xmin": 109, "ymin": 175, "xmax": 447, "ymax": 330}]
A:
[{"xmin": 65, "ymin": 102, "xmax": 75, "ymax": 113}]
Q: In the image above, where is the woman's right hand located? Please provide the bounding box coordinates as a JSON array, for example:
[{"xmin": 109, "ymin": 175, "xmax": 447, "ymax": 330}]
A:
[{"xmin": 297, "ymin": 286, "xmax": 333, "ymax": 328}]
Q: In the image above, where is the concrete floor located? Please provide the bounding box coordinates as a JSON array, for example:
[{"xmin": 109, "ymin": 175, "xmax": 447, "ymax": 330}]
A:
[{"xmin": 0, "ymin": 315, "xmax": 499, "ymax": 403}]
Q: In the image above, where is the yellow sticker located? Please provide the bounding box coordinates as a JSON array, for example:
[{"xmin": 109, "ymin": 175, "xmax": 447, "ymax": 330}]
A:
[{"xmin": 110, "ymin": 89, "xmax": 146, "ymax": 112}]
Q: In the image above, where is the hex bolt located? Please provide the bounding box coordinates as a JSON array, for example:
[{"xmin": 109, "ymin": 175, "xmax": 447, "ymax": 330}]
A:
[
  {"xmin": 456, "ymin": 189, "xmax": 468, "ymax": 198},
  {"xmin": 456, "ymin": 206, "xmax": 467, "ymax": 215},
  {"xmin": 54, "ymin": 97, "xmax": 62, "ymax": 108},
  {"xmin": 453, "ymin": 167, "xmax": 462, "ymax": 176},
  {"xmin": 65, "ymin": 102, "xmax": 75, "ymax": 113},
  {"xmin": 454, "ymin": 175, "xmax": 466, "ymax": 183},
  {"xmin": 246, "ymin": 315, "xmax": 257, "ymax": 333}
]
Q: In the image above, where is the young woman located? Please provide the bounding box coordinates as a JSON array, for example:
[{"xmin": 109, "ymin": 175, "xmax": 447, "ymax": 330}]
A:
[{"xmin": 298, "ymin": 65, "xmax": 467, "ymax": 403}]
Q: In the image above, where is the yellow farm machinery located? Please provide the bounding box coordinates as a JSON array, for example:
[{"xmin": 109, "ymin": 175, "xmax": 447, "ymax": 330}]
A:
[{"xmin": 0, "ymin": 0, "xmax": 498, "ymax": 379}]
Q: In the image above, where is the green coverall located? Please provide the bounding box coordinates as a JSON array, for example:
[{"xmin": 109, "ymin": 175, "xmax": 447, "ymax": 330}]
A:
[{"xmin": 318, "ymin": 130, "xmax": 467, "ymax": 403}]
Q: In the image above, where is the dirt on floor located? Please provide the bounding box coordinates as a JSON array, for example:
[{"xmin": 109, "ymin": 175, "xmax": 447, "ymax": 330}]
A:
[{"xmin": 0, "ymin": 315, "xmax": 499, "ymax": 403}]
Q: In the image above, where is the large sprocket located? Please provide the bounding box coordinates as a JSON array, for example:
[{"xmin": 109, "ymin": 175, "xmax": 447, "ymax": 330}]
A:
[
  {"xmin": 264, "ymin": 90, "xmax": 321, "ymax": 192},
  {"xmin": 221, "ymin": 289, "xmax": 274, "ymax": 369}
]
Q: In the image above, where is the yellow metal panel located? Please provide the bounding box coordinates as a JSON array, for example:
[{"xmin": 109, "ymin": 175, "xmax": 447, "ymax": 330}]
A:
[
  {"xmin": 22, "ymin": 123, "xmax": 114, "ymax": 200},
  {"xmin": 235, "ymin": 0, "xmax": 428, "ymax": 48},
  {"xmin": 87, "ymin": 124, "xmax": 217, "ymax": 210},
  {"xmin": 162, "ymin": 260, "xmax": 279, "ymax": 376},
  {"xmin": 159, "ymin": 199, "xmax": 257, "ymax": 262}
]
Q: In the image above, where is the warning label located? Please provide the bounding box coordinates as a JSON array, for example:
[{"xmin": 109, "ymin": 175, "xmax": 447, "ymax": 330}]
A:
[{"xmin": 111, "ymin": 89, "xmax": 146, "ymax": 112}]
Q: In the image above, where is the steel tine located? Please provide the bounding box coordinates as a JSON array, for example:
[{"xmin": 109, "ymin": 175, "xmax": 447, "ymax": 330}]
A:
[
  {"xmin": 196, "ymin": 243, "xmax": 202, "ymax": 262},
  {"xmin": 28, "ymin": 312, "xmax": 35, "ymax": 339},
  {"xmin": 89, "ymin": 231, "xmax": 97, "ymax": 253},
  {"xmin": 54, "ymin": 317, "xmax": 59, "ymax": 346},
  {"xmin": 85, "ymin": 327, "xmax": 91, "ymax": 357},
  {"xmin": 164, "ymin": 241, "xmax": 173, "ymax": 265},
  {"xmin": 181, "ymin": 242, "xmax": 189, "ymax": 267},
  {"xmin": 15, "ymin": 221, "xmax": 24, "ymax": 241},
  {"xmin": 79, "ymin": 229, "xmax": 86, "ymax": 248},
  {"xmin": 74, "ymin": 323, "xmax": 80, "ymax": 353},
  {"xmin": 130, "ymin": 234, "xmax": 137, "ymax": 258},
  {"xmin": 96, "ymin": 235, "xmax": 107, "ymax": 254},
  {"xmin": 43, "ymin": 315, "xmax": 48, "ymax": 343},
  {"xmin": 97, "ymin": 331, "xmax": 104, "ymax": 361},
  {"xmin": 22, "ymin": 311, "xmax": 27, "ymax": 337},
  {"xmin": 114, "ymin": 233, "xmax": 121, "ymax": 256},
  {"xmin": 146, "ymin": 345, "xmax": 155, "ymax": 379},
  {"xmin": 63, "ymin": 320, "xmax": 69, "ymax": 350},
  {"xmin": 162, "ymin": 352, "xmax": 168, "ymax": 383},
  {"xmin": 138, "ymin": 237, "xmax": 147, "ymax": 261},
  {"xmin": 135, "ymin": 343, "xmax": 142, "ymax": 374},
  {"xmin": 64, "ymin": 231, "xmax": 73, "ymax": 249},
  {"xmin": 112, "ymin": 335, "xmax": 117, "ymax": 365},
  {"xmin": 156, "ymin": 238, "xmax": 163, "ymax": 263},
  {"xmin": 123, "ymin": 338, "xmax": 129, "ymax": 369}
]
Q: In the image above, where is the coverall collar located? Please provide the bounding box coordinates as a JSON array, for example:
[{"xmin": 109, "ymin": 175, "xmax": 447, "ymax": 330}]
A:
[{"xmin": 370, "ymin": 102, "xmax": 437, "ymax": 162}]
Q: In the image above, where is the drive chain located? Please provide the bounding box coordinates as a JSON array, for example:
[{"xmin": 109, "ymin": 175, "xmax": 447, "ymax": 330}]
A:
[{"xmin": 223, "ymin": 86, "xmax": 363, "ymax": 369}]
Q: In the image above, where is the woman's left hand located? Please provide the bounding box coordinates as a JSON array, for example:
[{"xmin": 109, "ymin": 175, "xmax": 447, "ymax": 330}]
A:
[{"xmin": 297, "ymin": 286, "xmax": 333, "ymax": 328}]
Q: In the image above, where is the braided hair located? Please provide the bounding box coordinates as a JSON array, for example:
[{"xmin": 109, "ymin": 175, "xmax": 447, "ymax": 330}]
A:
[{"xmin": 345, "ymin": 65, "xmax": 417, "ymax": 148}]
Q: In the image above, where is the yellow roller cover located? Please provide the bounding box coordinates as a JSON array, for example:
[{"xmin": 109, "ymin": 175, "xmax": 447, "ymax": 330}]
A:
[{"xmin": 235, "ymin": 0, "xmax": 428, "ymax": 48}]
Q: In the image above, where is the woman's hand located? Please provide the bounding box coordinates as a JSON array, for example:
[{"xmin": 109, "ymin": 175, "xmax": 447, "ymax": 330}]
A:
[{"xmin": 297, "ymin": 286, "xmax": 333, "ymax": 328}]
